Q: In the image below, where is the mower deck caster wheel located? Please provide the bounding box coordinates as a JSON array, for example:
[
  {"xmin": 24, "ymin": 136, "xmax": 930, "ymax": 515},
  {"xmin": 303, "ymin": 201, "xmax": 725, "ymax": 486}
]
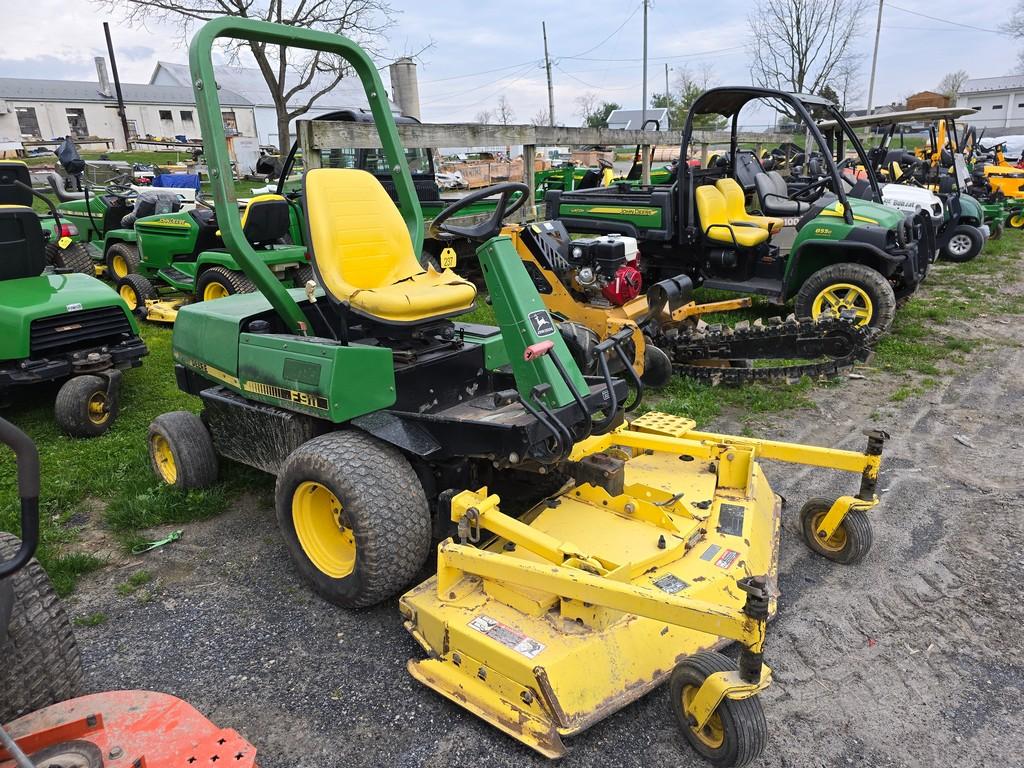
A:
[
  {"xmin": 54, "ymin": 373, "xmax": 120, "ymax": 438},
  {"xmin": 641, "ymin": 343, "xmax": 673, "ymax": 388},
  {"xmin": 670, "ymin": 652, "xmax": 768, "ymax": 768},
  {"xmin": 799, "ymin": 497, "xmax": 873, "ymax": 565},
  {"xmin": 148, "ymin": 411, "xmax": 219, "ymax": 490}
]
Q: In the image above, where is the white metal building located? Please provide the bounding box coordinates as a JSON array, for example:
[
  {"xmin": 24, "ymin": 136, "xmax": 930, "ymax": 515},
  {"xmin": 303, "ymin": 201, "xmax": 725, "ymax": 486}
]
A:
[
  {"xmin": 150, "ymin": 61, "xmax": 401, "ymax": 149},
  {"xmin": 956, "ymin": 76, "xmax": 1024, "ymax": 132},
  {"xmin": 605, "ymin": 108, "xmax": 670, "ymax": 131}
]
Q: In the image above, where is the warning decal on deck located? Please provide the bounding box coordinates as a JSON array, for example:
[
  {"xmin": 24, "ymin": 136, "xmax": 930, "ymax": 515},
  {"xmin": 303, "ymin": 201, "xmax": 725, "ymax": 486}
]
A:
[
  {"xmin": 718, "ymin": 503, "xmax": 746, "ymax": 537},
  {"xmin": 653, "ymin": 574, "xmax": 689, "ymax": 594},
  {"xmin": 469, "ymin": 615, "xmax": 545, "ymax": 659},
  {"xmin": 700, "ymin": 544, "xmax": 721, "ymax": 561},
  {"xmin": 715, "ymin": 549, "xmax": 740, "ymax": 569}
]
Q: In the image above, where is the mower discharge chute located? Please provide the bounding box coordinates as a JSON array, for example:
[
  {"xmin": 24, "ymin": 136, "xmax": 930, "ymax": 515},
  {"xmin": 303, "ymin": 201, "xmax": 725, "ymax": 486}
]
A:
[{"xmin": 148, "ymin": 18, "xmax": 891, "ymax": 767}]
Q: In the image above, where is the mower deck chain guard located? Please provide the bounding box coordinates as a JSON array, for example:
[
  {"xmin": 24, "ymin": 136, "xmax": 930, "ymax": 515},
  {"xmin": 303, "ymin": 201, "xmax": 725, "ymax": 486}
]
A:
[{"xmin": 662, "ymin": 314, "xmax": 872, "ymax": 385}]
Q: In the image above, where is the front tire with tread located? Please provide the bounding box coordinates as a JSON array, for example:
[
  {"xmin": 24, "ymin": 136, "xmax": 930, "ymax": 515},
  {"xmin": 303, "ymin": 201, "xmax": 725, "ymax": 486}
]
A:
[
  {"xmin": 794, "ymin": 262, "xmax": 897, "ymax": 333},
  {"xmin": 939, "ymin": 224, "xmax": 983, "ymax": 263},
  {"xmin": 54, "ymin": 375, "xmax": 119, "ymax": 438},
  {"xmin": 148, "ymin": 411, "xmax": 218, "ymax": 490},
  {"xmin": 117, "ymin": 273, "xmax": 158, "ymax": 316}
]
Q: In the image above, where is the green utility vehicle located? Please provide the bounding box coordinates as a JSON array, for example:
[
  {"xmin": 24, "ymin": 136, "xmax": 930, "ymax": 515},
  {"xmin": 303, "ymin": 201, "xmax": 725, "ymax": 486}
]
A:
[
  {"xmin": 546, "ymin": 87, "xmax": 937, "ymax": 331},
  {"xmin": 0, "ymin": 166, "xmax": 146, "ymax": 436}
]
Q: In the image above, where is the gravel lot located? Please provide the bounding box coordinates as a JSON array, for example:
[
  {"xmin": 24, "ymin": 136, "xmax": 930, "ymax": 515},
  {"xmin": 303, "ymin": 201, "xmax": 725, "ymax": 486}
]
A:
[{"xmin": 65, "ymin": 315, "xmax": 1024, "ymax": 768}]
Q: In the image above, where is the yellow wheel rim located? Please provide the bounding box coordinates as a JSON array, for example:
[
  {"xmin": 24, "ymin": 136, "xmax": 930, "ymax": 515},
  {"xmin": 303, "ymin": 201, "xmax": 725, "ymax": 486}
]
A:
[
  {"xmin": 292, "ymin": 481, "xmax": 356, "ymax": 579},
  {"xmin": 112, "ymin": 254, "xmax": 128, "ymax": 279},
  {"xmin": 682, "ymin": 685, "xmax": 726, "ymax": 749},
  {"xmin": 119, "ymin": 284, "xmax": 138, "ymax": 310},
  {"xmin": 87, "ymin": 392, "xmax": 109, "ymax": 425},
  {"xmin": 202, "ymin": 281, "xmax": 230, "ymax": 301},
  {"xmin": 811, "ymin": 282, "xmax": 873, "ymax": 327},
  {"xmin": 1010, "ymin": 214, "xmax": 1024, "ymax": 228},
  {"xmin": 151, "ymin": 434, "xmax": 177, "ymax": 485},
  {"xmin": 810, "ymin": 509, "xmax": 847, "ymax": 553}
]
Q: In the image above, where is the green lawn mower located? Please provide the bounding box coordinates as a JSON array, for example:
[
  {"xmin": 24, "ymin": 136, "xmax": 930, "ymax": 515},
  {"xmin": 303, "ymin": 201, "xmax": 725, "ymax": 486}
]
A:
[
  {"xmin": 545, "ymin": 87, "xmax": 937, "ymax": 333},
  {"xmin": 0, "ymin": 166, "xmax": 147, "ymax": 437}
]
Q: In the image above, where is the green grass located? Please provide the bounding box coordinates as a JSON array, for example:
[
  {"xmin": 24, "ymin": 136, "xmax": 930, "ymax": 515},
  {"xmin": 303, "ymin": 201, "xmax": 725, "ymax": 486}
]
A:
[
  {"xmin": 73, "ymin": 611, "xmax": 108, "ymax": 627},
  {"xmin": 23, "ymin": 150, "xmax": 195, "ymax": 168},
  {"xmin": 0, "ymin": 324, "xmax": 268, "ymax": 595}
]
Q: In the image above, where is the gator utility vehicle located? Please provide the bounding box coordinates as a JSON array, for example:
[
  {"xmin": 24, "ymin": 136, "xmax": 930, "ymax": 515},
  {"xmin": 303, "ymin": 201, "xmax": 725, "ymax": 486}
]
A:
[
  {"xmin": 958, "ymin": 126, "xmax": 1024, "ymax": 228},
  {"xmin": 0, "ymin": 167, "xmax": 146, "ymax": 436},
  {"xmin": 822, "ymin": 107, "xmax": 990, "ymax": 261},
  {"xmin": 0, "ymin": 416, "xmax": 259, "ymax": 766},
  {"xmin": 546, "ymin": 88, "xmax": 936, "ymax": 332},
  {"xmin": 149, "ymin": 20, "xmax": 892, "ymax": 767}
]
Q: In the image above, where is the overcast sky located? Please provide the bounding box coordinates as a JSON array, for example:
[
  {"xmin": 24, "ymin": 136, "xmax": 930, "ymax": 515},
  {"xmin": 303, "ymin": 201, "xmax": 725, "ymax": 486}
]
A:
[{"xmin": 0, "ymin": 0, "xmax": 1017, "ymax": 125}]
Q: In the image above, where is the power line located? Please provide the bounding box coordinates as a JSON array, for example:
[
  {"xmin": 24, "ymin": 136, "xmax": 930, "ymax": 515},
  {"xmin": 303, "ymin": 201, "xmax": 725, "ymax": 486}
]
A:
[
  {"xmin": 419, "ymin": 61, "xmax": 538, "ymax": 106},
  {"xmin": 562, "ymin": 45, "xmax": 747, "ymax": 64},
  {"xmin": 887, "ymin": 3, "xmax": 1007, "ymax": 34},
  {"xmin": 562, "ymin": 1, "xmax": 643, "ymax": 60},
  {"xmin": 418, "ymin": 60, "xmax": 540, "ymax": 85},
  {"xmin": 554, "ymin": 63, "xmax": 634, "ymax": 91}
]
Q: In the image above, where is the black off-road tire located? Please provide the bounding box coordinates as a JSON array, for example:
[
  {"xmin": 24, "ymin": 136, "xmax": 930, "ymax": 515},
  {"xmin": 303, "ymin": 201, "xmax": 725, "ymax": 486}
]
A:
[
  {"xmin": 799, "ymin": 496, "xmax": 874, "ymax": 565},
  {"xmin": 275, "ymin": 430, "xmax": 431, "ymax": 608},
  {"xmin": 148, "ymin": 411, "xmax": 218, "ymax": 490},
  {"xmin": 794, "ymin": 262, "xmax": 897, "ymax": 334},
  {"xmin": 0, "ymin": 532, "xmax": 84, "ymax": 723},
  {"xmin": 117, "ymin": 273, "xmax": 158, "ymax": 316},
  {"xmin": 939, "ymin": 224, "xmax": 983, "ymax": 263},
  {"xmin": 195, "ymin": 266, "xmax": 256, "ymax": 302},
  {"xmin": 989, "ymin": 220, "xmax": 1004, "ymax": 240},
  {"xmin": 669, "ymin": 651, "xmax": 768, "ymax": 768},
  {"xmin": 105, "ymin": 242, "xmax": 140, "ymax": 281},
  {"xmin": 54, "ymin": 375, "xmax": 119, "ymax": 438},
  {"xmin": 46, "ymin": 242, "xmax": 95, "ymax": 275}
]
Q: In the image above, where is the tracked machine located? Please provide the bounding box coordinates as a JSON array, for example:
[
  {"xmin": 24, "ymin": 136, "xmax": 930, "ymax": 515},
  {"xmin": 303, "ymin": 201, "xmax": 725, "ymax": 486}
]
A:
[{"xmin": 149, "ymin": 19, "xmax": 891, "ymax": 767}]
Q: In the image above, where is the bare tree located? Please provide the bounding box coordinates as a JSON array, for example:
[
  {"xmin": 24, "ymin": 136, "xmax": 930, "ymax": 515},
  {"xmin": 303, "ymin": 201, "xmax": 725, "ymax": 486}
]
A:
[
  {"xmin": 474, "ymin": 109, "xmax": 493, "ymax": 124},
  {"xmin": 530, "ymin": 108, "xmax": 550, "ymax": 127},
  {"xmin": 98, "ymin": 0, "xmax": 397, "ymax": 154},
  {"xmin": 495, "ymin": 95, "xmax": 515, "ymax": 126},
  {"xmin": 748, "ymin": 0, "xmax": 870, "ymax": 98},
  {"xmin": 575, "ymin": 92, "xmax": 621, "ymax": 128},
  {"xmin": 575, "ymin": 92, "xmax": 598, "ymax": 121},
  {"xmin": 831, "ymin": 57, "xmax": 863, "ymax": 112},
  {"xmin": 937, "ymin": 70, "xmax": 970, "ymax": 101}
]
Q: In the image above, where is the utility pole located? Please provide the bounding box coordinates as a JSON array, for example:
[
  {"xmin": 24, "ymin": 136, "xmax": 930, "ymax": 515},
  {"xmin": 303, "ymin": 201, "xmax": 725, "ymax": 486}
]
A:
[
  {"xmin": 542, "ymin": 21, "xmax": 555, "ymax": 126},
  {"xmin": 641, "ymin": 0, "xmax": 649, "ymax": 125},
  {"xmin": 664, "ymin": 63, "xmax": 669, "ymax": 100},
  {"xmin": 866, "ymin": 0, "xmax": 884, "ymax": 116},
  {"xmin": 103, "ymin": 22, "xmax": 132, "ymax": 151}
]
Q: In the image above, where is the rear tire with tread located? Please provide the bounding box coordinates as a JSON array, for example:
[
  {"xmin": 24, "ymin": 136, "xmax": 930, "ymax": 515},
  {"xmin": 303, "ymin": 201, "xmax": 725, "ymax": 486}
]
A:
[
  {"xmin": 195, "ymin": 266, "xmax": 256, "ymax": 302},
  {"xmin": 0, "ymin": 532, "xmax": 84, "ymax": 723},
  {"xmin": 46, "ymin": 242, "xmax": 95, "ymax": 275},
  {"xmin": 105, "ymin": 242, "xmax": 139, "ymax": 281},
  {"xmin": 939, "ymin": 224, "xmax": 983, "ymax": 263}
]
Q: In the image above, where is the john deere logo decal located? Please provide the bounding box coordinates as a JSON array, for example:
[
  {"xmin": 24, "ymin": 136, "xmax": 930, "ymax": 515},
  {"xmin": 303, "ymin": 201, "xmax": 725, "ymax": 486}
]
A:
[{"xmin": 528, "ymin": 310, "xmax": 555, "ymax": 337}]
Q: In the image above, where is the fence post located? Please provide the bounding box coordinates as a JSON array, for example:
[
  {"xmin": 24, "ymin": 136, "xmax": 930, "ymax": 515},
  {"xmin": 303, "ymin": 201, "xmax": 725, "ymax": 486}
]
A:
[
  {"xmin": 641, "ymin": 144, "xmax": 652, "ymax": 185},
  {"xmin": 523, "ymin": 142, "xmax": 537, "ymax": 221}
]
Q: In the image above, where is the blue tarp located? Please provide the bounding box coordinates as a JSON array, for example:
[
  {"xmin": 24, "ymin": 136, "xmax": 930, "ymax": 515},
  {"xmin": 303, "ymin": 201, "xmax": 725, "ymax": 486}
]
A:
[{"xmin": 152, "ymin": 173, "xmax": 200, "ymax": 191}]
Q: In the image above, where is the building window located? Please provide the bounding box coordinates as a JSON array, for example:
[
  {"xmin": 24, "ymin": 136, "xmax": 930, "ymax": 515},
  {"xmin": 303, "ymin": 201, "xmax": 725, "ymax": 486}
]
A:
[
  {"xmin": 1018, "ymin": 103, "xmax": 1024, "ymax": 108},
  {"xmin": 993, "ymin": 104, "xmax": 1003, "ymax": 110},
  {"xmin": 158, "ymin": 110, "xmax": 173, "ymax": 120},
  {"xmin": 15, "ymin": 107, "xmax": 40, "ymax": 138},
  {"xmin": 126, "ymin": 119, "xmax": 139, "ymax": 139},
  {"xmin": 222, "ymin": 110, "xmax": 238, "ymax": 135},
  {"xmin": 65, "ymin": 108, "xmax": 88, "ymax": 137},
  {"xmin": 180, "ymin": 110, "xmax": 193, "ymax": 124}
]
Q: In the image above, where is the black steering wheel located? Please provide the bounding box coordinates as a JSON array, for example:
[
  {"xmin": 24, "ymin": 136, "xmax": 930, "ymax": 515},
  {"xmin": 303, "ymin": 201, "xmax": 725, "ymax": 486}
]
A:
[
  {"xmin": 790, "ymin": 175, "xmax": 831, "ymax": 202},
  {"xmin": 428, "ymin": 182, "xmax": 530, "ymax": 243}
]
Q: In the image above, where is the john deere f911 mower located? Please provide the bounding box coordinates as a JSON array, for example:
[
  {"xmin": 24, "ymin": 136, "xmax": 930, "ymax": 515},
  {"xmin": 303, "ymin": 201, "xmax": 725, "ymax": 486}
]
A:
[
  {"xmin": 546, "ymin": 87, "xmax": 937, "ymax": 333},
  {"xmin": 149, "ymin": 19, "xmax": 890, "ymax": 766}
]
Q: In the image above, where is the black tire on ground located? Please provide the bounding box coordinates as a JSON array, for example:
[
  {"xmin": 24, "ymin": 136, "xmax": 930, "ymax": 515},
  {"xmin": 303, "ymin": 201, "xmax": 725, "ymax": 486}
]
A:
[
  {"xmin": 793, "ymin": 262, "xmax": 897, "ymax": 334},
  {"xmin": 147, "ymin": 411, "xmax": 218, "ymax": 490},
  {"xmin": 669, "ymin": 651, "xmax": 768, "ymax": 768},
  {"xmin": 939, "ymin": 224, "xmax": 984, "ymax": 263},
  {"xmin": 0, "ymin": 532, "xmax": 84, "ymax": 723},
  {"xmin": 275, "ymin": 430, "xmax": 431, "ymax": 608},
  {"xmin": 105, "ymin": 242, "xmax": 140, "ymax": 281},
  {"xmin": 117, "ymin": 273, "xmax": 158, "ymax": 316},
  {"xmin": 54, "ymin": 374, "xmax": 119, "ymax": 438},
  {"xmin": 558, "ymin": 322, "xmax": 600, "ymax": 375},
  {"xmin": 641, "ymin": 342, "xmax": 673, "ymax": 388},
  {"xmin": 46, "ymin": 242, "xmax": 95, "ymax": 275},
  {"xmin": 195, "ymin": 266, "xmax": 257, "ymax": 302},
  {"xmin": 799, "ymin": 496, "xmax": 874, "ymax": 565},
  {"xmin": 989, "ymin": 220, "xmax": 1004, "ymax": 240}
]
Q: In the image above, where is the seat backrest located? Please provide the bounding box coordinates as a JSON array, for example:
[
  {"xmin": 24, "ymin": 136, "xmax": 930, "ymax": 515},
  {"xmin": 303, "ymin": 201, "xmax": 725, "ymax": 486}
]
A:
[
  {"xmin": 240, "ymin": 194, "xmax": 291, "ymax": 246},
  {"xmin": 754, "ymin": 172, "xmax": 774, "ymax": 206},
  {"xmin": 715, "ymin": 178, "xmax": 748, "ymax": 220},
  {"xmin": 134, "ymin": 190, "xmax": 182, "ymax": 219},
  {"xmin": 768, "ymin": 171, "xmax": 789, "ymax": 196},
  {"xmin": 695, "ymin": 184, "xmax": 730, "ymax": 232},
  {"xmin": 304, "ymin": 168, "xmax": 422, "ymax": 297},
  {"xmin": 0, "ymin": 206, "xmax": 47, "ymax": 281},
  {"xmin": 0, "ymin": 162, "xmax": 33, "ymax": 207}
]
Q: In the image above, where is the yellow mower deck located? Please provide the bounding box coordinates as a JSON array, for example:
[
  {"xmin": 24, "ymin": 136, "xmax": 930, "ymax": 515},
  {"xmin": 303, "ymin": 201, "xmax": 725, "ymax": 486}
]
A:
[{"xmin": 401, "ymin": 412, "xmax": 885, "ymax": 759}]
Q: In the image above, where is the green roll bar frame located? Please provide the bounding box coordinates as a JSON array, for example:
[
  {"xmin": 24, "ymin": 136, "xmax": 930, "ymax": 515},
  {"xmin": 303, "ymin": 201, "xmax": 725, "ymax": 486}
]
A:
[{"xmin": 188, "ymin": 17, "xmax": 424, "ymax": 334}]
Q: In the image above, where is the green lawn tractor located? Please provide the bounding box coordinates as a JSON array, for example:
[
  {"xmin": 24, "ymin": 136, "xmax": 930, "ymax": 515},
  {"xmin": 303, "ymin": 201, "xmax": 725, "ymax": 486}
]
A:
[
  {"xmin": 0, "ymin": 166, "xmax": 146, "ymax": 437},
  {"xmin": 148, "ymin": 19, "xmax": 893, "ymax": 767},
  {"xmin": 545, "ymin": 87, "xmax": 937, "ymax": 333}
]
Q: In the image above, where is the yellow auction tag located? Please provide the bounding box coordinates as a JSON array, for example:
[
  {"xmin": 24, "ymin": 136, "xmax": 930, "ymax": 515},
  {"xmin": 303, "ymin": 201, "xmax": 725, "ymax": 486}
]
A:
[
  {"xmin": 58, "ymin": 236, "xmax": 73, "ymax": 249},
  {"xmin": 440, "ymin": 247, "xmax": 457, "ymax": 269}
]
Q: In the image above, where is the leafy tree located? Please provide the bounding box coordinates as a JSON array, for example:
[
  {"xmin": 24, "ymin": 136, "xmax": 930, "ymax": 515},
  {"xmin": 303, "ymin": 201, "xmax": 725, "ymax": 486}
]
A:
[
  {"xmin": 819, "ymin": 84, "xmax": 840, "ymax": 105},
  {"xmin": 649, "ymin": 66, "xmax": 725, "ymax": 130},
  {"xmin": 575, "ymin": 93, "xmax": 621, "ymax": 128}
]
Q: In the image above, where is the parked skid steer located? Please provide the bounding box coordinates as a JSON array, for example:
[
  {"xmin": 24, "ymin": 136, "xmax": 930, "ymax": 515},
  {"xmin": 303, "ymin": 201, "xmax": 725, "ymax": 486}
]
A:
[{"xmin": 149, "ymin": 18, "xmax": 890, "ymax": 767}]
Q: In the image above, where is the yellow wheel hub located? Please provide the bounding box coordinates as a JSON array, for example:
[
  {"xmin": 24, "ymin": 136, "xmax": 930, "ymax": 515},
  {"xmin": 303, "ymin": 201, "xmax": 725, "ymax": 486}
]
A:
[
  {"xmin": 202, "ymin": 281, "xmax": 230, "ymax": 301},
  {"xmin": 151, "ymin": 434, "xmax": 177, "ymax": 485},
  {"xmin": 111, "ymin": 254, "xmax": 128, "ymax": 279},
  {"xmin": 810, "ymin": 509, "xmax": 847, "ymax": 553},
  {"xmin": 87, "ymin": 392, "xmax": 109, "ymax": 425},
  {"xmin": 811, "ymin": 283, "xmax": 873, "ymax": 327},
  {"xmin": 292, "ymin": 481, "xmax": 356, "ymax": 579},
  {"xmin": 119, "ymin": 284, "xmax": 138, "ymax": 310},
  {"xmin": 682, "ymin": 685, "xmax": 725, "ymax": 749},
  {"xmin": 1010, "ymin": 214, "xmax": 1024, "ymax": 228}
]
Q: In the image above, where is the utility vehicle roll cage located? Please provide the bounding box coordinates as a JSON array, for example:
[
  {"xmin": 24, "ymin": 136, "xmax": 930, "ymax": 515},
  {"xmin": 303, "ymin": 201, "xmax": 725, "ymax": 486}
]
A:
[{"xmin": 678, "ymin": 87, "xmax": 884, "ymax": 227}]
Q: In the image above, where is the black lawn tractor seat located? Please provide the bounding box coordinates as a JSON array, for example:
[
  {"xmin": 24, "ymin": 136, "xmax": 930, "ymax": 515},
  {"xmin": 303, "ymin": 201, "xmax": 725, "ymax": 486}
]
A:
[
  {"xmin": 235, "ymin": 194, "xmax": 292, "ymax": 248},
  {"xmin": 0, "ymin": 206, "xmax": 46, "ymax": 281},
  {"xmin": 0, "ymin": 161, "xmax": 34, "ymax": 207},
  {"xmin": 303, "ymin": 168, "xmax": 477, "ymax": 324},
  {"xmin": 122, "ymin": 190, "xmax": 182, "ymax": 228},
  {"xmin": 754, "ymin": 170, "xmax": 811, "ymax": 216}
]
